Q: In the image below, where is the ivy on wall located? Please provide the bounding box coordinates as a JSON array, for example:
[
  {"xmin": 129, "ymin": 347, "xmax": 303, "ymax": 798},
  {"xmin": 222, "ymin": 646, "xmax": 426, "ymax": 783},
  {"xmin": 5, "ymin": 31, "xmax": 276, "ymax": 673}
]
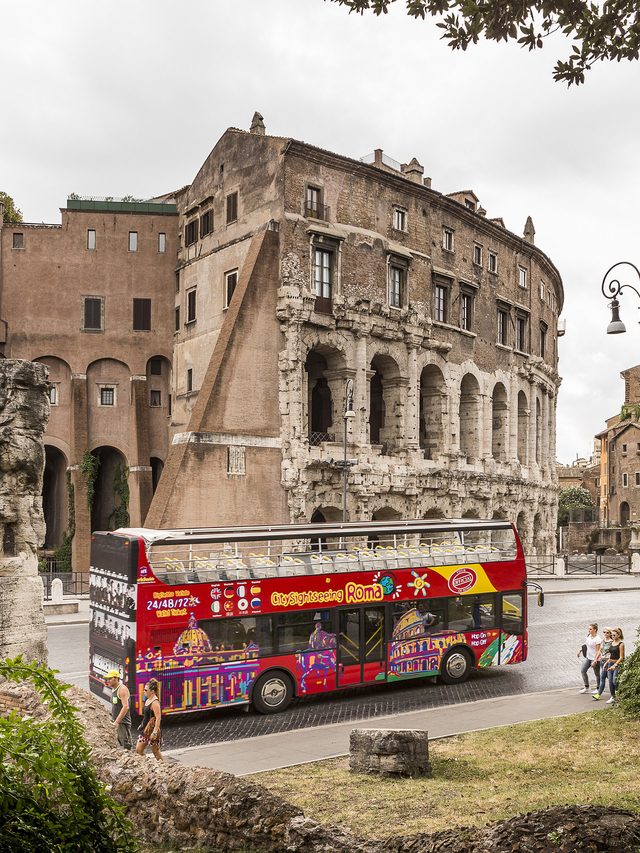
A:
[
  {"xmin": 109, "ymin": 463, "xmax": 130, "ymax": 530},
  {"xmin": 79, "ymin": 451, "xmax": 100, "ymax": 511}
]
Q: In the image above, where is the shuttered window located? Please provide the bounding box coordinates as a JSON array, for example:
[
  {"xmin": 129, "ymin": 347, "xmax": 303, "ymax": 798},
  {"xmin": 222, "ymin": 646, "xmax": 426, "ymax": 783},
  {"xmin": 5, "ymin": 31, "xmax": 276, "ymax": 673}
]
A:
[
  {"xmin": 83, "ymin": 297, "xmax": 103, "ymax": 330},
  {"xmin": 226, "ymin": 192, "xmax": 238, "ymax": 224},
  {"xmin": 133, "ymin": 298, "xmax": 151, "ymax": 331}
]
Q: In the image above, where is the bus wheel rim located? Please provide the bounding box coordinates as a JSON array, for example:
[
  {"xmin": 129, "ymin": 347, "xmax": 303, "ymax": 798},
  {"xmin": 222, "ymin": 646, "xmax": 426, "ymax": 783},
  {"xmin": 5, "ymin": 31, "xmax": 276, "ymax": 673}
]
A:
[
  {"xmin": 446, "ymin": 653, "xmax": 467, "ymax": 678},
  {"xmin": 261, "ymin": 677, "xmax": 286, "ymax": 707}
]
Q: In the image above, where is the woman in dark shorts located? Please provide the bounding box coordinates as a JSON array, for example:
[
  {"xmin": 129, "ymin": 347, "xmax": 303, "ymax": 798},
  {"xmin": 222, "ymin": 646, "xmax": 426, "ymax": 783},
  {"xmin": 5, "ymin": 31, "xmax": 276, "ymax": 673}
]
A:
[{"xmin": 136, "ymin": 678, "xmax": 163, "ymax": 761}]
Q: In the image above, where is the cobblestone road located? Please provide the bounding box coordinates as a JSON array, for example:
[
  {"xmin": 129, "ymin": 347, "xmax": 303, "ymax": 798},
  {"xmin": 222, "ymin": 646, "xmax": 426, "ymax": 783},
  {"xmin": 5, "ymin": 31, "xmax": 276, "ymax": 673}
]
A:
[{"xmin": 48, "ymin": 590, "xmax": 638, "ymax": 750}]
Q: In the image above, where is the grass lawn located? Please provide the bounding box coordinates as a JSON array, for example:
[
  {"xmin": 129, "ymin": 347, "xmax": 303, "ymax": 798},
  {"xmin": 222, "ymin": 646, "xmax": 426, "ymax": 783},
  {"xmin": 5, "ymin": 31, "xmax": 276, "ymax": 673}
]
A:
[{"xmin": 248, "ymin": 710, "xmax": 640, "ymax": 839}]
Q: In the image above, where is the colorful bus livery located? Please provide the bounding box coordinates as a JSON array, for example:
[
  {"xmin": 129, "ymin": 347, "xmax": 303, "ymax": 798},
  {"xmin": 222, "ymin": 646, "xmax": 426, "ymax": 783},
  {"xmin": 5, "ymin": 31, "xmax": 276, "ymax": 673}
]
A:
[{"xmin": 89, "ymin": 518, "xmax": 532, "ymax": 716}]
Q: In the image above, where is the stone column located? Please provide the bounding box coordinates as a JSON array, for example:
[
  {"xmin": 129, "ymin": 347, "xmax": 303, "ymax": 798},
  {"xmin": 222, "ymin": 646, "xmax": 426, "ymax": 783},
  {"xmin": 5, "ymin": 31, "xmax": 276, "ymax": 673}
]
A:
[
  {"xmin": 541, "ymin": 389, "xmax": 550, "ymax": 482},
  {"xmin": 69, "ymin": 373, "xmax": 91, "ymax": 571},
  {"xmin": 129, "ymin": 375, "xmax": 152, "ymax": 526},
  {"xmin": 508, "ymin": 376, "xmax": 519, "ymax": 463},
  {"xmin": 446, "ymin": 381, "xmax": 460, "ymax": 457},
  {"xmin": 404, "ymin": 343, "xmax": 419, "ymax": 449},
  {"xmin": 354, "ymin": 334, "xmax": 369, "ymax": 446},
  {"xmin": 528, "ymin": 381, "xmax": 538, "ymax": 477},
  {"xmin": 0, "ymin": 359, "xmax": 49, "ymax": 663},
  {"xmin": 548, "ymin": 389, "xmax": 557, "ymax": 482}
]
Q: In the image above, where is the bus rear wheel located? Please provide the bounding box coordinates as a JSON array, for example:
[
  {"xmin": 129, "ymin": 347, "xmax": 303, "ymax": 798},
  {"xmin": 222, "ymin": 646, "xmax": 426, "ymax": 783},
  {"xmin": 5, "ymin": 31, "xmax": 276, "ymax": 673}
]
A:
[
  {"xmin": 440, "ymin": 648, "xmax": 472, "ymax": 684},
  {"xmin": 252, "ymin": 671, "xmax": 293, "ymax": 714}
]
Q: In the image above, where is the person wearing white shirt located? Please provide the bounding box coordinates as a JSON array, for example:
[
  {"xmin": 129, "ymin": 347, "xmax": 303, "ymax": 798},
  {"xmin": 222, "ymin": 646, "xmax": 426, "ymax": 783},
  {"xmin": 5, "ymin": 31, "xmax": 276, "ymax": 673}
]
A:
[{"xmin": 577, "ymin": 622, "xmax": 602, "ymax": 693}]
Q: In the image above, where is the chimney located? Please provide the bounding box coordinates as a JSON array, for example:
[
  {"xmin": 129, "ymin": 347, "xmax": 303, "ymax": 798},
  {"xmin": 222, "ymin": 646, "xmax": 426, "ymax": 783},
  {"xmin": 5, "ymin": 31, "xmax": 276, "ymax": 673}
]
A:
[
  {"xmin": 523, "ymin": 215, "xmax": 535, "ymax": 244},
  {"xmin": 423, "ymin": 177, "xmax": 432, "ymax": 189},
  {"xmin": 401, "ymin": 157, "xmax": 424, "ymax": 184},
  {"xmin": 373, "ymin": 148, "xmax": 384, "ymax": 167},
  {"xmin": 250, "ymin": 111, "xmax": 265, "ymax": 135}
]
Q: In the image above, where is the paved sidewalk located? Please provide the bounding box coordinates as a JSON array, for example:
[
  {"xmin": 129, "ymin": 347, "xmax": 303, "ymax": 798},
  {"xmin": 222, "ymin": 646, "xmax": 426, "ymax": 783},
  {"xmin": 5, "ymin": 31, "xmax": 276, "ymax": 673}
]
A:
[
  {"xmin": 166, "ymin": 686, "xmax": 609, "ymax": 775},
  {"xmin": 45, "ymin": 575, "xmax": 640, "ymax": 627}
]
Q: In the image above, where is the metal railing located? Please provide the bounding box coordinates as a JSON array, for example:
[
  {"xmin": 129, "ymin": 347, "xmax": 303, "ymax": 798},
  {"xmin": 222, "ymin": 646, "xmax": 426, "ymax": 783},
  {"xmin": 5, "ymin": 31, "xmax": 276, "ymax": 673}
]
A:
[
  {"xmin": 304, "ymin": 201, "xmax": 330, "ymax": 220},
  {"xmin": 41, "ymin": 571, "xmax": 89, "ymax": 600},
  {"xmin": 564, "ymin": 553, "xmax": 631, "ymax": 575},
  {"xmin": 309, "ymin": 431, "xmax": 335, "ymax": 446},
  {"xmin": 525, "ymin": 555, "xmax": 556, "ymax": 576}
]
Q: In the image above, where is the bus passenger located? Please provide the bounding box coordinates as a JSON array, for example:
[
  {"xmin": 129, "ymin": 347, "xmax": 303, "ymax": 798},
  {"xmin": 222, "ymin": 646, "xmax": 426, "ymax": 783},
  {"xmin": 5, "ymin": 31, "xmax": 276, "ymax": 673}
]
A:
[{"xmin": 136, "ymin": 678, "xmax": 163, "ymax": 761}]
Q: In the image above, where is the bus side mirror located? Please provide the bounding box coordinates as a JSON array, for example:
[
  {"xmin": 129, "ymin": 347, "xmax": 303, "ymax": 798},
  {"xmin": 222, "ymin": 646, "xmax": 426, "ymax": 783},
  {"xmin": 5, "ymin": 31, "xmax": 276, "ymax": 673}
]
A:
[{"xmin": 538, "ymin": 592, "xmax": 545, "ymax": 607}]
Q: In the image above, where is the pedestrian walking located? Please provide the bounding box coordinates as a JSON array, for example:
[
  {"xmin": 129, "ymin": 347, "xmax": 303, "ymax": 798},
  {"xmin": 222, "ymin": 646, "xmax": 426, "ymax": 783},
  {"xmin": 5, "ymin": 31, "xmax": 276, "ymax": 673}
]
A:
[
  {"xmin": 604, "ymin": 627, "xmax": 625, "ymax": 705},
  {"xmin": 136, "ymin": 678, "xmax": 163, "ymax": 761},
  {"xmin": 592, "ymin": 628, "xmax": 613, "ymax": 700},
  {"xmin": 577, "ymin": 623, "xmax": 601, "ymax": 693},
  {"xmin": 105, "ymin": 669, "xmax": 132, "ymax": 750}
]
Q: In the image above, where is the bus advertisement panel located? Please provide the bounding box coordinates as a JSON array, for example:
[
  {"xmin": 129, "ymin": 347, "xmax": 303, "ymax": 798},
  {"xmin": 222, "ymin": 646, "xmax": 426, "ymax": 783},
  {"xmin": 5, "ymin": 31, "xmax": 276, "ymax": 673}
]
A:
[{"xmin": 89, "ymin": 519, "xmax": 530, "ymax": 716}]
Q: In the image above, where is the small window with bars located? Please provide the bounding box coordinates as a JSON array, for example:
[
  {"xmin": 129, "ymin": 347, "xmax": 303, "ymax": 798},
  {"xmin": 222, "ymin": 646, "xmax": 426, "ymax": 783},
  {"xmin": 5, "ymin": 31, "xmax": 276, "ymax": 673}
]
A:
[{"xmin": 100, "ymin": 386, "xmax": 115, "ymax": 406}]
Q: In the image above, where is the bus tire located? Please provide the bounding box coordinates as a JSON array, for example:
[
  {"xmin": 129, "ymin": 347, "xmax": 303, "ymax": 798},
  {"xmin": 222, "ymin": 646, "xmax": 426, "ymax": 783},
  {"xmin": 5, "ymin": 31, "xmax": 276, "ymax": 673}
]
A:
[
  {"xmin": 252, "ymin": 670, "xmax": 293, "ymax": 714},
  {"xmin": 440, "ymin": 648, "xmax": 473, "ymax": 684}
]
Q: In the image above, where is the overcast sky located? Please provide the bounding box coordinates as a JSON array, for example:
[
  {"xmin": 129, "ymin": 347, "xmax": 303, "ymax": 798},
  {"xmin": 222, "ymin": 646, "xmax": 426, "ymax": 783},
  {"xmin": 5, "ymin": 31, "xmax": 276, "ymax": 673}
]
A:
[{"xmin": 3, "ymin": 0, "xmax": 640, "ymax": 464}]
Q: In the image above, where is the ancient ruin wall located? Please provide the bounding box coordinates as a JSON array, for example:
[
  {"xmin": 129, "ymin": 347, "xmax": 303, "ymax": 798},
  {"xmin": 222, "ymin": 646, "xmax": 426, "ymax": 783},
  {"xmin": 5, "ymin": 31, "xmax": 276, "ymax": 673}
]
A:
[{"xmin": 0, "ymin": 359, "xmax": 49, "ymax": 662}]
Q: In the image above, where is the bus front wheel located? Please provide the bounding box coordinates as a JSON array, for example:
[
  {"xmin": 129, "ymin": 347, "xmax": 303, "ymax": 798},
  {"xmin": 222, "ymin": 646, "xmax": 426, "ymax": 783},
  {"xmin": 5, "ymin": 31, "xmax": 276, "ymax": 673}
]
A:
[
  {"xmin": 440, "ymin": 648, "xmax": 472, "ymax": 684},
  {"xmin": 252, "ymin": 671, "xmax": 293, "ymax": 714}
]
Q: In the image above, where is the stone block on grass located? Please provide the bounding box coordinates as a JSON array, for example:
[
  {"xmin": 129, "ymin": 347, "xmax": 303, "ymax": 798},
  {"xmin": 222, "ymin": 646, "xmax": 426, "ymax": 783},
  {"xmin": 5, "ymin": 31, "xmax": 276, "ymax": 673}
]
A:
[{"xmin": 349, "ymin": 728, "xmax": 432, "ymax": 778}]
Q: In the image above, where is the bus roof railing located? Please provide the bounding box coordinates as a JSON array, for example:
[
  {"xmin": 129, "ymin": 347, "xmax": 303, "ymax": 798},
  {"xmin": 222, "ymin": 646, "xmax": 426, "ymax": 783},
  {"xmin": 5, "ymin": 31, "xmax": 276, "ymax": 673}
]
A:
[{"xmin": 98, "ymin": 518, "xmax": 514, "ymax": 548}]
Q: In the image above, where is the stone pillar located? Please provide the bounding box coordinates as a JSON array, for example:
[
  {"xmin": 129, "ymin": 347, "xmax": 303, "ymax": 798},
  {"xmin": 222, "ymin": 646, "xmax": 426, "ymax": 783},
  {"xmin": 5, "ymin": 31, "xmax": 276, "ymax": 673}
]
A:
[
  {"xmin": 508, "ymin": 377, "xmax": 519, "ymax": 463},
  {"xmin": 129, "ymin": 375, "xmax": 152, "ymax": 526},
  {"xmin": 447, "ymin": 382, "xmax": 460, "ymax": 457},
  {"xmin": 0, "ymin": 359, "xmax": 48, "ymax": 663},
  {"xmin": 354, "ymin": 334, "xmax": 369, "ymax": 446},
  {"xmin": 404, "ymin": 343, "xmax": 419, "ymax": 448},
  {"xmin": 70, "ymin": 374, "xmax": 90, "ymax": 571},
  {"xmin": 541, "ymin": 389, "xmax": 550, "ymax": 482},
  {"xmin": 548, "ymin": 390, "xmax": 557, "ymax": 483},
  {"xmin": 528, "ymin": 382, "xmax": 538, "ymax": 476}
]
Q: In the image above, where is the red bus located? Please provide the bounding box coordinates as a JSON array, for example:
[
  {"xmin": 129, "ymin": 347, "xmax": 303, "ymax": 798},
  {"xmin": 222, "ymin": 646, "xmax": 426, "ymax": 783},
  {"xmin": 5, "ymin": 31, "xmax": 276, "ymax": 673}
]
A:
[{"xmin": 89, "ymin": 518, "xmax": 537, "ymax": 716}]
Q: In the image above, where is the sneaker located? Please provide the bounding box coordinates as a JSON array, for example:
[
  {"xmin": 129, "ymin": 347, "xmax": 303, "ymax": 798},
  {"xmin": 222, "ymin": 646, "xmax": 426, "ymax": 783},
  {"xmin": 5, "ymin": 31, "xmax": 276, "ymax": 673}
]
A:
[
  {"xmin": 579, "ymin": 687, "xmax": 588, "ymax": 693},
  {"xmin": 592, "ymin": 693, "xmax": 601, "ymax": 700},
  {"xmin": 606, "ymin": 697, "xmax": 615, "ymax": 704},
  {"xmin": 591, "ymin": 689, "xmax": 600, "ymax": 694}
]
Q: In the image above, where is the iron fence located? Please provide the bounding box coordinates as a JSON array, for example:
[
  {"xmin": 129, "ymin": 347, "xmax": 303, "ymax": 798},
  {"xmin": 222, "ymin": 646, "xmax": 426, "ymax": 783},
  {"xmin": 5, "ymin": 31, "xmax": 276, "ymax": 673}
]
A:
[
  {"xmin": 309, "ymin": 431, "xmax": 335, "ymax": 446},
  {"xmin": 525, "ymin": 555, "xmax": 556, "ymax": 576},
  {"xmin": 41, "ymin": 571, "xmax": 89, "ymax": 600},
  {"xmin": 564, "ymin": 553, "xmax": 631, "ymax": 575}
]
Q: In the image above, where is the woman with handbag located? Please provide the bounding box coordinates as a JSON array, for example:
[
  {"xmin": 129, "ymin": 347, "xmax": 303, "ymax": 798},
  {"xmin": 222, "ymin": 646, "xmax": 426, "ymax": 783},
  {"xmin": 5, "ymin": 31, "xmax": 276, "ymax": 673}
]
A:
[
  {"xmin": 136, "ymin": 678, "xmax": 163, "ymax": 761},
  {"xmin": 577, "ymin": 623, "xmax": 601, "ymax": 693},
  {"xmin": 604, "ymin": 627, "xmax": 625, "ymax": 705}
]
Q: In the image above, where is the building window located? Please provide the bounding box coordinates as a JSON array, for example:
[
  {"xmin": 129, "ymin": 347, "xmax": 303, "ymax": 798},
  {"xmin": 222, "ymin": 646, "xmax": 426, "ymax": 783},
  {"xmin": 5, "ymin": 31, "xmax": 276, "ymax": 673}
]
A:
[
  {"xmin": 497, "ymin": 305, "xmax": 509, "ymax": 346},
  {"xmin": 516, "ymin": 313, "xmax": 528, "ymax": 352},
  {"xmin": 473, "ymin": 244, "xmax": 483, "ymax": 266},
  {"xmin": 442, "ymin": 227, "xmax": 454, "ymax": 252},
  {"xmin": 133, "ymin": 298, "xmax": 151, "ymax": 331},
  {"xmin": 518, "ymin": 266, "xmax": 528, "ymax": 289},
  {"xmin": 48, "ymin": 385, "xmax": 59, "ymax": 406},
  {"xmin": 12, "ymin": 232, "xmax": 24, "ymax": 249},
  {"xmin": 100, "ymin": 386, "xmax": 115, "ymax": 406},
  {"xmin": 465, "ymin": 199, "xmax": 476, "ymax": 211},
  {"xmin": 488, "ymin": 251, "xmax": 498, "ymax": 273},
  {"xmin": 87, "ymin": 229, "xmax": 96, "ymax": 251},
  {"xmin": 623, "ymin": 473, "xmax": 628, "ymax": 487},
  {"xmin": 185, "ymin": 220, "xmax": 198, "ymax": 246},
  {"xmin": 393, "ymin": 207, "xmax": 407, "ymax": 232},
  {"xmin": 149, "ymin": 357, "xmax": 162, "ymax": 376},
  {"xmin": 200, "ymin": 209, "xmax": 213, "ymax": 238},
  {"xmin": 305, "ymin": 186, "xmax": 323, "ymax": 219},
  {"xmin": 226, "ymin": 191, "xmax": 238, "ymax": 224},
  {"xmin": 460, "ymin": 289, "xmax": 474, "ymax": 331},
  {"xmin": 389, "ymin": 264, "xmax": 405, "ymax": 309},
  {"xmin": 540, "ymin": 281, "xmax": 545, "ymax": 301},
  {"xmin": 636, "ymin": 473, "xmax": 640, "ymax": 486},
  {"xmin": 622, "ymin": 443, "xmax": 627, "ymax": 452},
  {"xmin": 227, "ymin": 445, "xmax": 246, "ymax": 476},
  {"xmin": 149, "ymin": 389, "xmax": 162, "ymax": 407},
  {"xmin": 175, "ymin": 306, "xmax": 180, "ymax": 332},
  {"xmin": 186, "ymin": 368, "xmax": 193, "ymax": 393},
  {"xmin": 158, "ymin": 232, "xmax": 166, "ymax": 253},
  {"xmin": 225, "ymin": 269, "xmax": 238, "ymax": 307},
  {"xmin": 186, "ymin": 288, "xmax": 196, "ymax": 323},
  {"xmin": 128, "ymin": 231, "xmax": 138, "ymax": 252},
  {"xmin": 83, "ymin": 296, "xmax": 103, "ymax": 331},
  {"xmin": 434, "ymin": 284, "xmax": 448, "ymax": 323},
  {"xmin": 540, "ymin": 322, "xmax": 548, "ymax": 358},
  {"xmin": 313, "ymin": 247, "xmax": 333, "ymax": 300}
]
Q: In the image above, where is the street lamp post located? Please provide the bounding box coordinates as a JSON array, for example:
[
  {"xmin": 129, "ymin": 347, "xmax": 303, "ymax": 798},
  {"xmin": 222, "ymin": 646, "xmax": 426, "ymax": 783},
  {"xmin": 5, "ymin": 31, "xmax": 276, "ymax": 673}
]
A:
[
  {"xmin": 601, "ymin": 261, "xmax": 640, "ymax": 334},
  {"xmin": 342, "ymin": 378, "xmax": 355, "ymax": 522}
]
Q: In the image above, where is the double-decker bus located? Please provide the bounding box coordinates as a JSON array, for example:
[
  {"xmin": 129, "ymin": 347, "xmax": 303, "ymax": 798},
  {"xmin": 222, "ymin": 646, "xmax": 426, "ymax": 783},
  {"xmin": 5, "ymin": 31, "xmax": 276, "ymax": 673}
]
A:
[{"xmin": 89, "ymin": 518, "xmax": 538, "ymax": 716}]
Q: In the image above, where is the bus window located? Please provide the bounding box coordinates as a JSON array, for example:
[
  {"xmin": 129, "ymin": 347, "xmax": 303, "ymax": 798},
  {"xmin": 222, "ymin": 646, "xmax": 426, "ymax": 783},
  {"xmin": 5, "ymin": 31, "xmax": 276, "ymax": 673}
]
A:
[
  {"xmin": 502, "ymin": 593, "xmax": 523, "ymax": 635},
  {"xmin": 392, "ymin": 599, "xmax": 446, "ymax": 636},
  {"xmin": 448, "ymin": 594, "xmax": 496, "ymax": 631},
  {"xmin": 200, "ymin": 616, "xmax": 274, "ymax": 656},
  {"xmin": 277, "ymin": 610, "xmax": 334, "ymax": 654}
]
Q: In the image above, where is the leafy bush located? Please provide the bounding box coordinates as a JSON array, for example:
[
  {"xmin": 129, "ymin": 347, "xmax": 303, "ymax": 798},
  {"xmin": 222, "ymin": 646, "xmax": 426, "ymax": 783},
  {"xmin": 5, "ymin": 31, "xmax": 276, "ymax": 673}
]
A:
[
  {"xmin": 617, "ymin": 626, "xmax": 640, "ymax": 719},
  {"xmin": 558, "ymin": 486, "xmax": 594, "ymax": 527},
  {"xmin": 0, "ymin": 658, "xmax": 138, "ymax": 852}
]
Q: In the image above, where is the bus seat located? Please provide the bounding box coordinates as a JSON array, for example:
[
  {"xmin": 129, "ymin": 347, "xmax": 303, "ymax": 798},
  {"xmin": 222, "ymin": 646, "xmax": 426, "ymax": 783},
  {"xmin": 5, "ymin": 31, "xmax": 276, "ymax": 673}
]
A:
[
  {"xmin": 153, "ymin": 569, "xmax": 169, "ymax": 583},
  {"xmin": 395, "ymin": 549, "xmax": 412, "ymax": 570},
  {"xmin": 196, "ymin": 569, "xmax": 219, "ymax": 583}
]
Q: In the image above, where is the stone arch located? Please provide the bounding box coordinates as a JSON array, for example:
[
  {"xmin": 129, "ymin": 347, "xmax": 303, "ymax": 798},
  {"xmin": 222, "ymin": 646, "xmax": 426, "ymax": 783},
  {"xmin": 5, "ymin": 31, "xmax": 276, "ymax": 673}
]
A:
[
  {"xmin": 90, "ymin": 446, "xmax": 129, "ymax": 532},
  {"xmin": 533, "ymin": 512, "xmax": 544, "ymax": 555},
  {"xmin": 620, "ymin": 501, "xmax": 630, "ymax": 526},
  {"xmin": 424, "ymin": 507, "xmax": 445, "ymax": 519},
  {"xmin": 368, "ymin": 353, "xmax": 402, "ymax": 449},
  {"xmin": 372, "ymin": 506, "xmax": 402, "ymax": 521},
  {"xmin": 420, "ymin": 364, "xmax": 445, "ymax": 460},
  {"xmin": 42, "ymin": 445, "xmax": 69, "ymax": 549},
  {"xmin": 459, "ymin": 373, "xmax": 481, "ymax": 462},
  {"xmin": 310, "ymin": 506, "xmax": 342, "ymax": 524},
  {"xmin": 491, "ymin": 382, "xmax": 508, "ymax": 462},
  {"xmin": 33, "ymin": 355, "xmax": 72, "ymax": 406},
  {"xmin": 462, "ymin": 508, "xmax": 479, "ymax": 519},
  {"xmin": 304, "ymin": 345, "xmax": 346, "ymax": 443},
  {"xmin": 492, "ymin": 509, "xmax": 508, "ymax": 520},
  {"xmin": 535, "ymin": 396, "xmax": 542, "ymax": 466},
  {"xmin": 515, "ymin": 511, "xmax": 527, "ymax": 550},
  {"xmin": 517, "ymin": 390, "xmax": 528, "ymax": 464}
]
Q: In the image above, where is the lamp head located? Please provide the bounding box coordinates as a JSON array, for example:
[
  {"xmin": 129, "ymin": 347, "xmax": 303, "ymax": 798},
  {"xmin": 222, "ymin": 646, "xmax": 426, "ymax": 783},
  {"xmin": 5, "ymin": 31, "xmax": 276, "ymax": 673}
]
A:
[
  {"xmin": 607, "ymin": 299, "xmax": 626, "ymax": 334},
  {"xmin": 344, "ymin": 408, "xmax": 356, "ymax": 420}
]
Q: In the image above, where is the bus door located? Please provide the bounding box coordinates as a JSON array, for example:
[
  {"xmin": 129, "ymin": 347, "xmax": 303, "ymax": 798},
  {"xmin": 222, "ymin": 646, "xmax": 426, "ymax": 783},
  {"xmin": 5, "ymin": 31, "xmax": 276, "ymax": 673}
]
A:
[{"xmin": 337, "ymin": 606, "xmax": 386, "ymax": 686}]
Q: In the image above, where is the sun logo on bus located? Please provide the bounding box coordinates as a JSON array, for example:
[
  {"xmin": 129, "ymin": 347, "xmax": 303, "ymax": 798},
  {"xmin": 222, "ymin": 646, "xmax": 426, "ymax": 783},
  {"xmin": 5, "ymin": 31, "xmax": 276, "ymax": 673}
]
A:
[{"xmin": 408, "ymin": 570, "xmax": 431, "ymax": 597}]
